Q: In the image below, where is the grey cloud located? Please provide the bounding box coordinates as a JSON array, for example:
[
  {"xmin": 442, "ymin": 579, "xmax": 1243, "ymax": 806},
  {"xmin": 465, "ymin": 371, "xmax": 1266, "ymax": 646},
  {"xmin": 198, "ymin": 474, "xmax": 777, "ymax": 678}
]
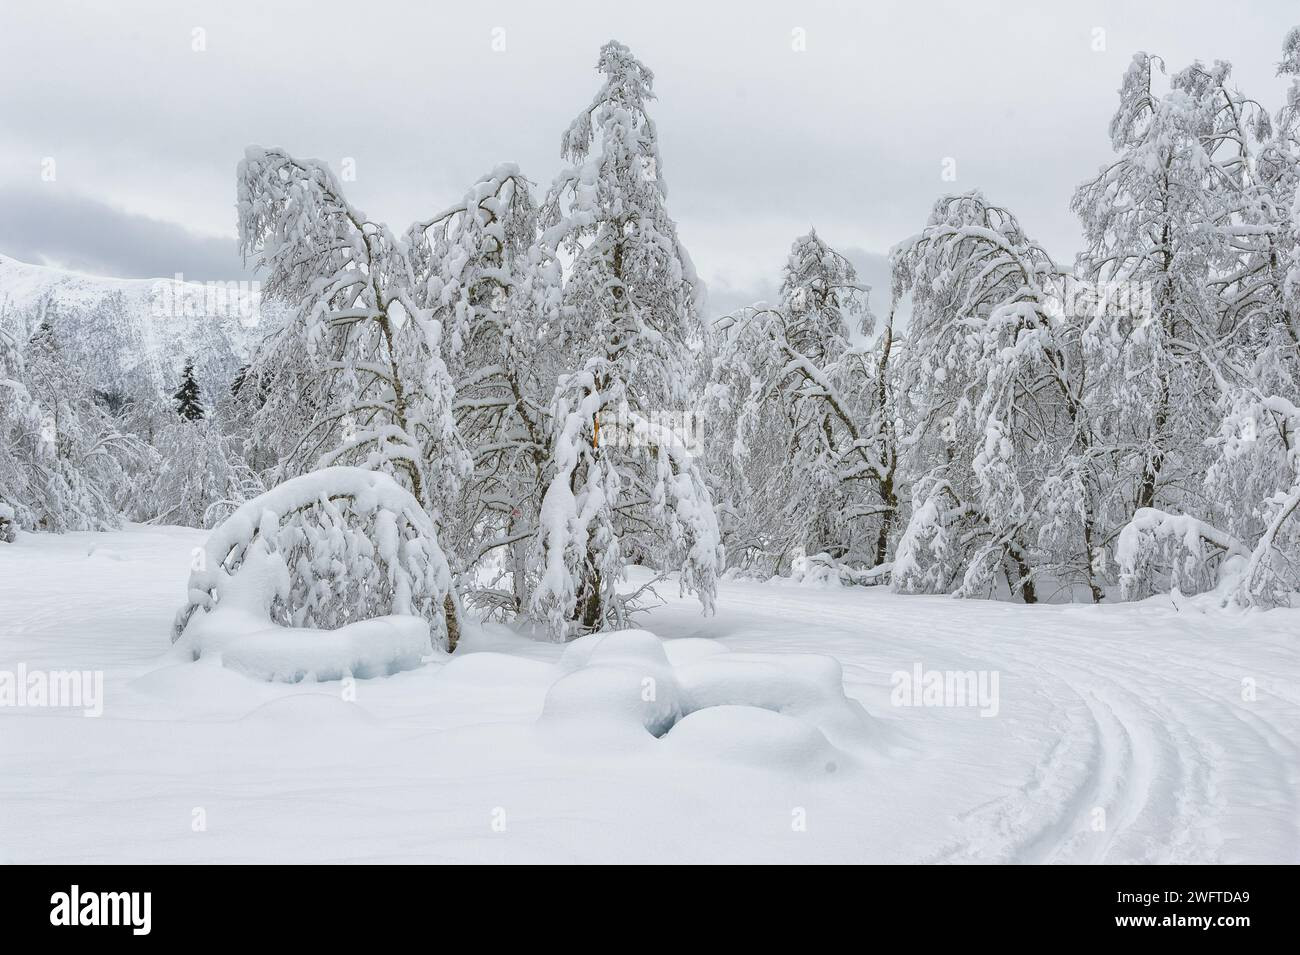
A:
[
  {"xmin": 0, "ymin": 186, "xmax": 253, "ymax": 282},
  {"xmin": 1, "ymin": 0, "xmax": 1296, "ymax": 296}
]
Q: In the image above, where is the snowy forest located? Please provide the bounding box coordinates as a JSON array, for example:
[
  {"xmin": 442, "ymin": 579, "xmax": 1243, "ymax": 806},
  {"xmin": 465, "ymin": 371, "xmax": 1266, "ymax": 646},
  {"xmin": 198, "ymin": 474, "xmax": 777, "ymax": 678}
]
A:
[
  {"xmin": 6, "ymin": 0, "xmax": 1300, "ymax": 874},
  {"xmin": 5, "ymin": 32, "xmax": 1300, "ymax": 646}
]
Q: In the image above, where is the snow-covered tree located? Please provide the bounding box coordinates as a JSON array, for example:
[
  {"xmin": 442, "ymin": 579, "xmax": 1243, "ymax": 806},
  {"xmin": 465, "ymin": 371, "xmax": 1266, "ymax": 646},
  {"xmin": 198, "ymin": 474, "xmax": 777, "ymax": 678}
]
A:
[
  {"xmin": 0, "ymin": 315, "xmax": 40, "ymax": 537},
  {"xmin": 172, "ymin": 358, "xmax": 205, "ymax": 421},
  {"xmin": 0, "ymin": 306, "xmax": 143, "ymax": 533},
  {"xmin": 143, "ymin": 418, "xmax": 251, "ymax": 528},
  {"xmin": 236, "ymin": 147, "xmax": 466, "ymax": 511},
  {"xmin": 528, "ymin": 41, "xmax": 722, "ymax": 636},
  {"xmin": 706, "ymin": 231, "xmax": 894, "ymax": 577},
  {"xmin": 1108, "ymin": 32, "xmax": 1300, "ymax": 608},
  {"xmin": 531, "ymin": 359, "xmax": 722, "ymax": 635},
  {"xmin": 540, "ymin": 40, "xmax": 704, "ymax": 408},
  {"xmin": 236, "ymin": 146, "xmax": 469, "ymax": 642},
  {"xmin": 890, "ymin": 192, "xmax": 1105, "ymax": 602},
  {"xmin": 173, "ymin": 467, "xmax": 454, "ymax": 646},
  {"xmin": 1071, "ymin": 53, "xmax": 1246, "ymax": 524},
  {"xmin": 404, "ymin": 165, "xmax": 553, "ymax": 617}
]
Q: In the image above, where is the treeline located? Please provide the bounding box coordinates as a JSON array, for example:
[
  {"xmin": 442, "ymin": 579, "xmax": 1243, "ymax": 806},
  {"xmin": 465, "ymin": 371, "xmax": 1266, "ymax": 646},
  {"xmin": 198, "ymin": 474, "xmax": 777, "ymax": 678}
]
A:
[{"xmin": 3, "ymin": 33, "xmax": 1299, "ymax": 637}]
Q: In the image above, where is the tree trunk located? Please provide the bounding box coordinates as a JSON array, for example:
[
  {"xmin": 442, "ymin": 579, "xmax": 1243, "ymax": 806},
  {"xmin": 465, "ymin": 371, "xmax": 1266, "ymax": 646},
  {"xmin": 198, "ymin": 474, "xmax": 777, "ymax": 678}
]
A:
[
  {"xmin": 874, "ymin": 477, "xmax": 897, "ymax": 568},
  {"xmin": 578, "ymin": 567, "xmax": 603, "ymax": 632},
  {"xmin": 874, "ymin": 311, "xmax": 897, "ymax": 569},
  {"xmin": 1008, "ymin": 544, "xmax": 1037, "ymax": 604},
  {"xmin": 444, "ymin": 593, "xmax": 461, "ymax": 653},
  {"xmin": 510, "ymin": 537, "xmax": 527, "ymax": 615},
  {"xmin": 1137, "ymin": 377, "xmax": 1169, "ymax": 511}
]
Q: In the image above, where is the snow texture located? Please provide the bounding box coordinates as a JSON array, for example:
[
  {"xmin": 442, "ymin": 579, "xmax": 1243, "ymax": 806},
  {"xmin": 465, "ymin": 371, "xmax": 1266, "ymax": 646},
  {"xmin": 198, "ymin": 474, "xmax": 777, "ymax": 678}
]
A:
[{"xmin": 5, "ymin": 528, "xmax": 1298, "ymax": 863}]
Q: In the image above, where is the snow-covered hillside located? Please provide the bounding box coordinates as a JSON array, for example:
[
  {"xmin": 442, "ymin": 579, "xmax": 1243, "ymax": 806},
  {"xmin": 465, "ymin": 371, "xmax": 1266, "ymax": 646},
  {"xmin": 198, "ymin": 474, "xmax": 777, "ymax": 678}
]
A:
[
  {"xmin": 0, "ymin": 253, "xmax": 259, "ymax": 400},
  {"xmin": 1, "ymin": 526, "xmax": 1296, "ymax": 864}
]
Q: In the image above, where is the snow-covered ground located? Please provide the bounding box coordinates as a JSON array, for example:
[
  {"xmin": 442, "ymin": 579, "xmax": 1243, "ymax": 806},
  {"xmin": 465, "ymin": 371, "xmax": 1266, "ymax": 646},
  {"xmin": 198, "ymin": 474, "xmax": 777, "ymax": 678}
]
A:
[{"xmin": 1, "ymin": 526, "xmax": 1297, "ymax": 864}]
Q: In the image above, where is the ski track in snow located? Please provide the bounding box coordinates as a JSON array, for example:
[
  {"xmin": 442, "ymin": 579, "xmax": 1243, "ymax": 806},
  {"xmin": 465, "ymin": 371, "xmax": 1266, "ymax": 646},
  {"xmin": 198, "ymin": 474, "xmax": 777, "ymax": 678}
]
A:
[
  {"xmin": 680, "ymin": 584, "xmax": 1300, "ymax": 864},
  {"xmin": 1, "ymin": 527, "xmax": 1298, "ymax": 864}
]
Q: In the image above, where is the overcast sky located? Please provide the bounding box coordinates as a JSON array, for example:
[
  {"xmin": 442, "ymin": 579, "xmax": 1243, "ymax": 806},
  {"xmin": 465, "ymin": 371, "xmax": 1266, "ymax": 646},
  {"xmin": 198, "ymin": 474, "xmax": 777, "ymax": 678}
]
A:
[{"xmin": 2, "ymin": 0, "xmax": 1297, "ymax": 317}]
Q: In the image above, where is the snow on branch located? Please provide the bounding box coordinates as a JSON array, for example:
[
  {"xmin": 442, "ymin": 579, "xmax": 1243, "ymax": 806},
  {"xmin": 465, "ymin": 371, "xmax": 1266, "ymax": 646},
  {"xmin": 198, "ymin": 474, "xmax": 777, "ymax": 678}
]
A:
[
  {"xmin": 173, "ymin": 467, "xmax": 453, "ymax": 647},
  {"xmin": 1116, "ymin": 507, "xmax": 1248, "ymax": 601}
]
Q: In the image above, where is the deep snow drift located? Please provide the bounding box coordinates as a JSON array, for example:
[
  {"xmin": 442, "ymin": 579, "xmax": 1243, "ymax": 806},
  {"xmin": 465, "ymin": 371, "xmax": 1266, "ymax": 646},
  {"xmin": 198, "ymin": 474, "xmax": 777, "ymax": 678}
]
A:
[{"xmin": 1, "ymin": 526, "xmax": 1298, "ymax": 863}]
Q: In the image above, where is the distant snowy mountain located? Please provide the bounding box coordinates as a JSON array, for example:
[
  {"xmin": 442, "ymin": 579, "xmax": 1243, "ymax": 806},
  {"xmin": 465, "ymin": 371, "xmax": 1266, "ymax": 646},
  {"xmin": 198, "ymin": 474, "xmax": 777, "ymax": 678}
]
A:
[{"xmin": 0, "ymin": 253, "xmax": 263, "ymax": 402}]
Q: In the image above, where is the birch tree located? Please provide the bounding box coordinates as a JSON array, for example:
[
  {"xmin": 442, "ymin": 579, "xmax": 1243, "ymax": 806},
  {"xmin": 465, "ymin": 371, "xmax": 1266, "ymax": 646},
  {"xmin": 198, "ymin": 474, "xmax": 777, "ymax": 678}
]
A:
[{"xmin": 529, "ymin": 41, "xmax": 722, "ymax": 636}]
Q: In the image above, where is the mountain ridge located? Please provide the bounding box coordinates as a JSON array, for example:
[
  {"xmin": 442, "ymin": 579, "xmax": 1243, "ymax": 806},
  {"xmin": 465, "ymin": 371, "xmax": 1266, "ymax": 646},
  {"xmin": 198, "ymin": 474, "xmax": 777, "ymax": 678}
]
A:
[{"xmin": 0, "ymin": 252, "xmax": 263, "ymax": 402}]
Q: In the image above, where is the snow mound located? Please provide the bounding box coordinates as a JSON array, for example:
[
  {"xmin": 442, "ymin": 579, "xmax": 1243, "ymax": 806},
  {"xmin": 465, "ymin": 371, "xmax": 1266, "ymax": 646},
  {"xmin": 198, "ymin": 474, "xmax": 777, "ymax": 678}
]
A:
[
  {"xmin": 536, "ymin": 629, "xmax": 872, "ymax": 770},
  {"xmin": 219, "ymin": 616, "xmax": 432, "ymax": 683},
  {"xmin": 661, "ymin": 637, "xmax": 732, "ymax": 666},
  {"xmin": 659, "ymin": 705, "xmax": 845, "ymax": 774},
  {"xmin": 557, "ymin": 628, "xmax": 672, "ymax": 673},
  {"xmin": 676, "ymin": 652, "xmax": 873, "ymax": 749},
  {"xmin": 791, "ymin": 552, "xmax": 847, "ymax": 587},
  {"xmin": 540, "ymin": 665, "xmax": 686, "ymax": 739},
  {"xmin": 543, "ymin": 630, "xmax": 685, "ymax": 737},
  {"xmin": 129, "ymin": 659, "xmax": 269, "ymax": 713}
]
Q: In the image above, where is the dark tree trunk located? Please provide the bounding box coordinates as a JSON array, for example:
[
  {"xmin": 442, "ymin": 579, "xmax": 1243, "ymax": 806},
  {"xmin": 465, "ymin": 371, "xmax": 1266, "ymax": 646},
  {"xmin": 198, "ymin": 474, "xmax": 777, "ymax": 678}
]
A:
[{"xmin": 444, "ymin": 593, "xmax": 461, "ymax": 653}]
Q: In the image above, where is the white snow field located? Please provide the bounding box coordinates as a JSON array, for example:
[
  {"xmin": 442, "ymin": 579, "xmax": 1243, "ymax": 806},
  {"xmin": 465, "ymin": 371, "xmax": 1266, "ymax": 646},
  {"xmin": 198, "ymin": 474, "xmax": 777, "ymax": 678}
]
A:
[{"xmin": 1, "ymin": 526, "xmax": 1298, "ymax": 865}]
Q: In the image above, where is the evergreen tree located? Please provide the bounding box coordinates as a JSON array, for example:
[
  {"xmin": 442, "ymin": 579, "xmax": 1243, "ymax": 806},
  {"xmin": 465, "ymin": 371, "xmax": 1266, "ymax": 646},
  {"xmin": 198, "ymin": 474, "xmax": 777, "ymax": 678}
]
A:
[{"xmin": 172, "ymin": 359, "xmax": 205, "ymax": 421}]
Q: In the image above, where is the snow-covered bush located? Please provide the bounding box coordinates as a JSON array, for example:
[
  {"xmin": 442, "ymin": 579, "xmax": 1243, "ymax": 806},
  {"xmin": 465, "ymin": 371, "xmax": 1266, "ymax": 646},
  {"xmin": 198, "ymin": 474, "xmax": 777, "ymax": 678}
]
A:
[
  {"xmin": 1118, "ymin": 394, "xmax": 1300, "ymax": 609},
  {"xmin": 1116, "ymin": 509, "xmax": 1249, "ymax": 600},
  {"xmin": 891, "ymin": 480, "xmax": 962, "ymax": 595},
  {"xmin": 173, "ymin": 467, "xmax": 455, "ymax": 651},
  {"xmin": 789, "ymin": 551, "xmax": 891, "ymax": 587}
]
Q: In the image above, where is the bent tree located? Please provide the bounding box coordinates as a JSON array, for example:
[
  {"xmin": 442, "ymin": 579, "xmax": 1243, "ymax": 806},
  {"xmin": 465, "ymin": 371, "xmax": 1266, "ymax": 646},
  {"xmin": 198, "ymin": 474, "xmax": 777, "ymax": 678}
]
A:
[
  {"xmin": 236, "ymin": 147, "xmax": 468, "ymax": 644},
  {"xmin": 707, "ymin": 231, "xmax": 895, "ymax": 576},
  {"xmin": 890, "ymin": 193, "xmax": 1104, "ymax": 603}
]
